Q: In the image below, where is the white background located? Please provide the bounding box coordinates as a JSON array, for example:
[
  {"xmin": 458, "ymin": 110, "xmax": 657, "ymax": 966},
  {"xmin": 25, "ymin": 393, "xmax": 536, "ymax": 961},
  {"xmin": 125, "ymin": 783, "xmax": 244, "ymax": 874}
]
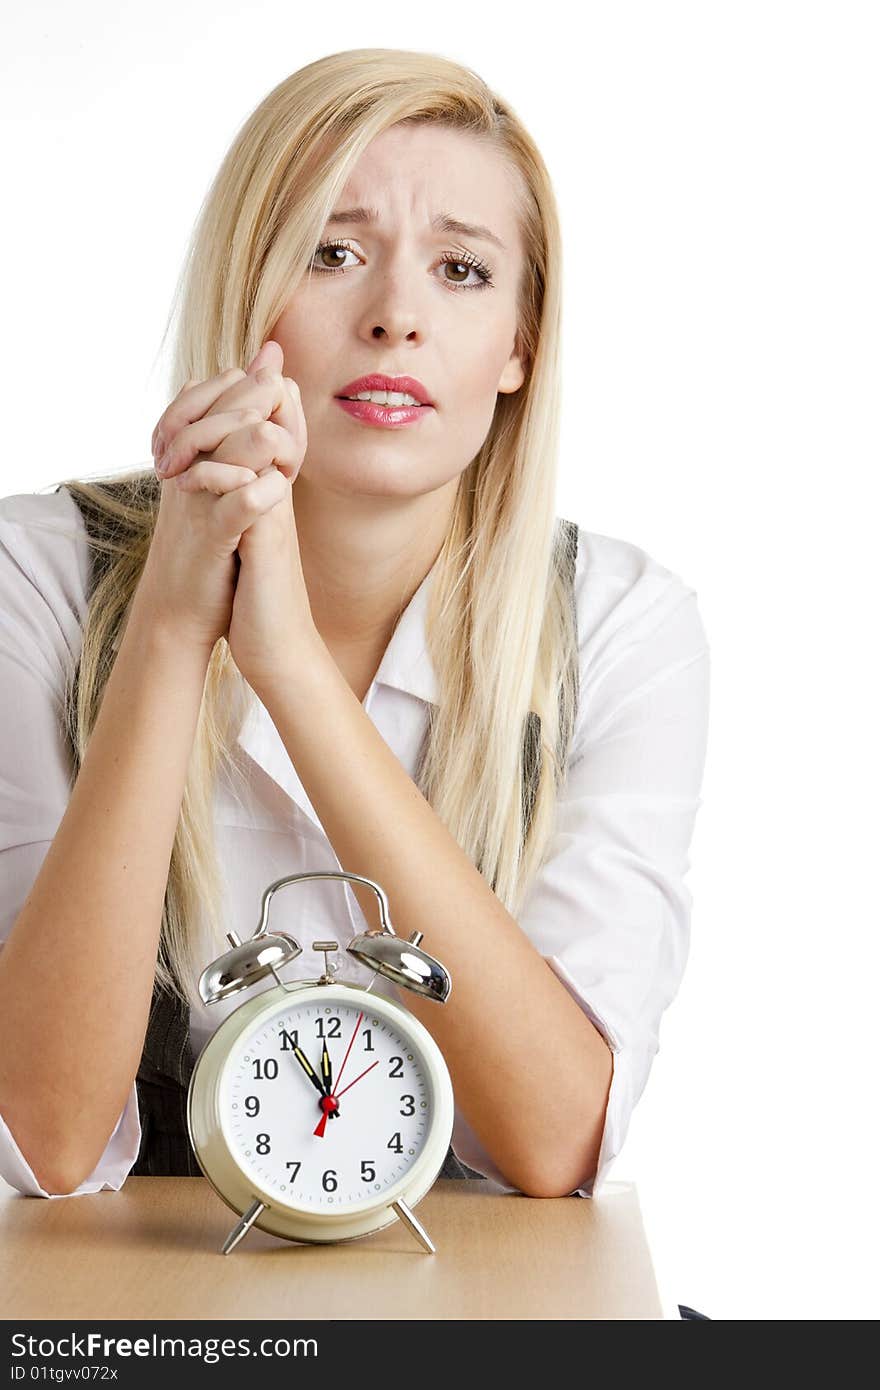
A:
[{"xmin": 2, "ymin": 2, "xmax": 878, "ymax": 1320}]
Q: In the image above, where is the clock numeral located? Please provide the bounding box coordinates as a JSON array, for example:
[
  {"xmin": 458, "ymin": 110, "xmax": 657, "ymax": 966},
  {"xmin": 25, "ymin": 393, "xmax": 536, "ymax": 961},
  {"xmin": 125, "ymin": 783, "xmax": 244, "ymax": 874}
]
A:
[
  {"xmin": 256, "ymin": 1133, "xmax": 271, "ymax": 1155},
  {"xmin": 322, "ymin": 1169, "xmax": 338, "ymax": 1192},
  {"xmin": 316, "ymin": 1016, "xmax": 342, "ymax": 1040},
  {"xmin": 279, "ymin": 1028, "xmax": 299, "ymax": 1050},
  {"xmin": 363, "ymin": 1028, "xmax": 375, "ymax": 1052},
  {"xmin": 361, "ymin": 1160, "xmax": 376, "ymax": 1182},
  {"xmin": 286, "ymin": 1161, "xmax": 301, "ymax": 1182},
  {"xmin": 252, "ymin": 1058, "xmax": 278, "ymax": 1080},
  {"xmin": 399, "ymin": 1095, "xmax": 415, "ymax": 1116},
  {"xmin": 387, "ymin": 1132, "xmax": 403, "ymax": 1154},
  {"xmin": 244, "ymin": 1095, "xmax": 260, "ymax": 1118},
  {"xmin": 388, "ymin": 1056, "xmax": 404, "ymax": 1078}
]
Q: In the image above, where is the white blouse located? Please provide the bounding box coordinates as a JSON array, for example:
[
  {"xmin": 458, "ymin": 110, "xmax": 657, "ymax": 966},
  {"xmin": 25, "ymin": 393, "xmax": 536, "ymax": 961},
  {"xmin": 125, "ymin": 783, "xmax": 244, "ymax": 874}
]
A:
[{"xmin": 0, "ymin": 486, "xmax": 710, "ymax": 1200}]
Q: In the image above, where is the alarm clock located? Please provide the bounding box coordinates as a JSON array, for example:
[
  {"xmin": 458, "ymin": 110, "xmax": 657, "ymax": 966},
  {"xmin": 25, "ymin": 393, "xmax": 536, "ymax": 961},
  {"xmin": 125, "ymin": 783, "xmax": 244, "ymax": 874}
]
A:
[{"xmin": 187, "ymin": 870, "xmax": 455, "ymax": 1255}]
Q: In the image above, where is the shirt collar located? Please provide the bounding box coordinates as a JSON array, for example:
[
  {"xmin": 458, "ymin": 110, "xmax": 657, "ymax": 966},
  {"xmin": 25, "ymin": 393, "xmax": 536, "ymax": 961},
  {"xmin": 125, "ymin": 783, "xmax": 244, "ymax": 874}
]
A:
[
  {"xmin": 369, "ymin": 553, "xmax": 440, "ymax": 706},
  {"xmin": 234, "ymin": 556, "xmax": 440, "ymax": 830}
]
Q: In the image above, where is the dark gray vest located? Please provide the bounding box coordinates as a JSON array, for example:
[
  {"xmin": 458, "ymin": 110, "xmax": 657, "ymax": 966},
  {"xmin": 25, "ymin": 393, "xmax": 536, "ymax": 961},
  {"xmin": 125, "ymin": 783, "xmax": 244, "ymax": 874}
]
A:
[{"xmin": 59, "ymin": 483, "xmax": 578, "ymax": 1181}]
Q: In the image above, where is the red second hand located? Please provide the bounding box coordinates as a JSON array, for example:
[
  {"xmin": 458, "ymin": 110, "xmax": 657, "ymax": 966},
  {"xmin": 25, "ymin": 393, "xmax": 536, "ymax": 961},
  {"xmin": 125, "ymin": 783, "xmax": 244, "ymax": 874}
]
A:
[
  {"xmin": 312, "ymin": 1061, "xmax": 380, "ymax": 1137},
  {"xmin": 334, "ymin": 1059, "xmax": 380, "ymax": 1099},
  {"xmin": 332, "ymin": 1009, "xmax": 364, "ymax": 1094},
  {"xmin": 313, "ymin": 1093, "xmax": 339, "ymax": 1139}
]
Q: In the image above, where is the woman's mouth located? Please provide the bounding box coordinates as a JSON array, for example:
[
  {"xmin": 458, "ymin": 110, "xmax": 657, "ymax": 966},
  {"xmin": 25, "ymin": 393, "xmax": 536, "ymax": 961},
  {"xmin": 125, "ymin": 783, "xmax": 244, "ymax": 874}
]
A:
[{"xmin": 334, "ymin": 396, "xmax": 435, "ymax": 428}]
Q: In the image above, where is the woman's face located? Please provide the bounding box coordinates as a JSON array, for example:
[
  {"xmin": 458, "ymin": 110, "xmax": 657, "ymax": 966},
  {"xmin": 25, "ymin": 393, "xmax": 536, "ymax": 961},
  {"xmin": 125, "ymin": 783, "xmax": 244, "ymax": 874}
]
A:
[{"xmin": 269, "ymin": 122, "xmax": 527, "ymax": 500}]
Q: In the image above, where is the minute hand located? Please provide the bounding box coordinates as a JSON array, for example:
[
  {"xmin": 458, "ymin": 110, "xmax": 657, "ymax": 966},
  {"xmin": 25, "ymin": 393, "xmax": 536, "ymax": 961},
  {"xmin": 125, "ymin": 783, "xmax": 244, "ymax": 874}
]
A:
[{"xmin": 320, "ymin": 1041, "xmax": 341, "ymax": 1117}]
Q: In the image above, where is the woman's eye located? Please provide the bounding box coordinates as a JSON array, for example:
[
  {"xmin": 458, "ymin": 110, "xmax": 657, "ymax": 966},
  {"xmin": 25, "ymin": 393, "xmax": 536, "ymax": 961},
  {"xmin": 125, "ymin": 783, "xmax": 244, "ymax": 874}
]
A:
[
  {"xmin": 310, "ymin": 241, "xmax": 493, "ymax": 291},
  {"xmin": 313, "ymin": 242, "xmax": 358, "ymax": 272},
  {"xmin": 439, "ymin": 258, "xmax": 491, "ymax": 289}
]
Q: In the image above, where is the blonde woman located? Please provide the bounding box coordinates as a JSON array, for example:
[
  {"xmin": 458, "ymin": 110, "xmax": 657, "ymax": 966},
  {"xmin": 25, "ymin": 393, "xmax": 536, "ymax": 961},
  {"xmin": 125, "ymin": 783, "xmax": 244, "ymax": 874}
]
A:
[{"xmin": 0, "ymin": 49, "xmax": 710, "ymax": 1208}]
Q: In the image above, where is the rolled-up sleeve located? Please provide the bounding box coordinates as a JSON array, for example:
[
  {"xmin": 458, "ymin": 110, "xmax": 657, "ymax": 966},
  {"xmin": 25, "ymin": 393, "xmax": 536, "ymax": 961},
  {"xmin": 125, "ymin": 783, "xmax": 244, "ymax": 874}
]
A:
[
  {"xmin": 450, "ymin": 554, "xmax": 710, "ymax": 1197},
  {"xmin": 0, "ymin": 492, "xmax": 142, "ymax": 1196},
  {"xmin": 0, "ymin": 1083, "xmax": 141, "ymax": 1197}
]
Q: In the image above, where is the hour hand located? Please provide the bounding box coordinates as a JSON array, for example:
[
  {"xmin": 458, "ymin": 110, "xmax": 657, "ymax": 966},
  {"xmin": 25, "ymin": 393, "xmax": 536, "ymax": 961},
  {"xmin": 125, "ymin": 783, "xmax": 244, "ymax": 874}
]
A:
[{"xmin": 293, "ymin": 1046, "xmax": 327, "ymax": 1101}]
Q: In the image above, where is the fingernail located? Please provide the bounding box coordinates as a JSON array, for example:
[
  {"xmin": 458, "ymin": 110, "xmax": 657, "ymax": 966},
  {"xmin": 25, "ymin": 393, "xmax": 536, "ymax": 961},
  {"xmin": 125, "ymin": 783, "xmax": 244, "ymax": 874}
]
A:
[{"xmin": 156, "ymin": 454, "xmax": 171, "ymax": 476}]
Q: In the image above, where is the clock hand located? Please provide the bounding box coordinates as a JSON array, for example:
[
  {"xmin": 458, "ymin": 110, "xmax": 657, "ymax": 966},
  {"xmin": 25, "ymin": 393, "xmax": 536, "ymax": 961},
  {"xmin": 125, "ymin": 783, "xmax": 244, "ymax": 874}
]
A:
[
  {"xmin": 320, "ymin": 1040, "xmax": 339, "ymax": 1120},
  {"xmin": 332, "ymin": 1009, "xmax": 365, "ymax": 1095},
  {"xmin": 313, "ymin": 1049, "xmax": 378, "ymax": 1138},
  {"xmin": 293, "ymin": 1045, "xmax": 328, "ymax": 1102},
  {"xmin": 321, "ymin": 1040, "xmax": 333, "ymax": 1094},
  {"xmin": 294, "ymin": 1045, "xmax": 340, "ymax": 1138},
  {"xmin": 313, "ymin": 1093, "xmax": 340, "ymax": 1139},
  {"xmin": 311, "ymin": 1011, "xmax": 368, "ymax": 1139},
  {"xmin": 333, "ymin": 1059, "xmax": 380, "ymax": 1101}
]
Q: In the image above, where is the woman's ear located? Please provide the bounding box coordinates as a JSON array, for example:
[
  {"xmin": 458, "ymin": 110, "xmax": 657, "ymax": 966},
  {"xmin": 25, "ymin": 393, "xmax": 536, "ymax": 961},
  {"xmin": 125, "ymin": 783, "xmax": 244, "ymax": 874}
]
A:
[{"xmin": 497, "ymin": 339, "xmax": 527, "ymax": 396}]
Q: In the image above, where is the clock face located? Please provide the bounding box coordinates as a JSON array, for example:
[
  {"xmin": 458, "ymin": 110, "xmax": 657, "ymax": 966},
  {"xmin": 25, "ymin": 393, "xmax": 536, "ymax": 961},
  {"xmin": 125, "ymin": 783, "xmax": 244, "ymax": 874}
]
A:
[{"xmin": 220, "ymin": 995, "xmax": 436, "ymax": 1211}]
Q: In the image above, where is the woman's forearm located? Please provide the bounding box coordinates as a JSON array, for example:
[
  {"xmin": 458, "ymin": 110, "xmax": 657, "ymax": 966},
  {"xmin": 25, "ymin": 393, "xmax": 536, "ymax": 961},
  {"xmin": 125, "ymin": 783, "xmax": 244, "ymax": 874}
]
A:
[
  {"xmin": 256, "ymin": 643, "xmax": 613, "ymax": 1199},
  {"xmin": 0, "ymin": 587, "xmax": 212, "ymax": 1194}
]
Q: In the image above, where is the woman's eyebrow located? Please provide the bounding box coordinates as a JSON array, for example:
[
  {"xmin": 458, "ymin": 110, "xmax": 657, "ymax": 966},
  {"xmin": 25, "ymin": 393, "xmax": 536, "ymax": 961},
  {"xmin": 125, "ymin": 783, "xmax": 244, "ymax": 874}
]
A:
[{"xmin": 325, "ymin": 205, "xmax": 506, "ymax": 252}]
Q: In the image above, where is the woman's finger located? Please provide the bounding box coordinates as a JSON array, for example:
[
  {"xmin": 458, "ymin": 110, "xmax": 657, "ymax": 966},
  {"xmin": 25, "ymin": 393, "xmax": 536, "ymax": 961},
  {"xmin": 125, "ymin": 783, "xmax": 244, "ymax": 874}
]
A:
[
  {"xmin": 211, "ymin": 463, "xmax": 291, "ymax": 538},
  {"xmin": 276, "ymin": 376, "xmax": 307, "ymax": 465},
  {"xmin": 203, "ymin": 367, "xmax": 307, "ymax": 466},
  {"xmin": 157, "ymin": 408, "xmax": 265, "ymax": 479},
  {"xmin": 152, "ymin": 367, "xmax": 247, "ymax": 460},
  {"xmin": 164, "ymin": 459, "xmax": 289, "ymax": 547},
  {"xmin": 212, "ymin": 417, "xmax": 302, "ymax": 481},
  {"xmin": 257, "ymin": 371, "xmax": 307, "ymax": 478},
  {"xmin": 165, "ymin": 418, "xmax": 298, "ymax": 484},
  {"xmin": 173, "ymin": 460, "xmax": 260, "ymax": 495},
  {"xmin": 151, "ymin": 379, "xmax": 198, "ymax": 457}
]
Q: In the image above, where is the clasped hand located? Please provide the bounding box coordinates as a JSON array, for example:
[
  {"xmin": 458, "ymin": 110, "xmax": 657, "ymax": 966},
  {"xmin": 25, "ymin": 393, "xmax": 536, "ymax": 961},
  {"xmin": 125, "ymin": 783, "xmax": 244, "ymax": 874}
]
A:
[{"xmin": 151, "ymin": 340, "xmax": 316, "ymax": 695}]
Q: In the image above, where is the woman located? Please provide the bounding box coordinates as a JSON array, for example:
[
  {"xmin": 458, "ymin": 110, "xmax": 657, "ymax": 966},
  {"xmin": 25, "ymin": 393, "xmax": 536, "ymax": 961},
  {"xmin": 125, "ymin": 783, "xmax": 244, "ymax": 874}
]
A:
[{"xmin": 0, "ymin": 49, "xmax": 710, "ymax": 1207}]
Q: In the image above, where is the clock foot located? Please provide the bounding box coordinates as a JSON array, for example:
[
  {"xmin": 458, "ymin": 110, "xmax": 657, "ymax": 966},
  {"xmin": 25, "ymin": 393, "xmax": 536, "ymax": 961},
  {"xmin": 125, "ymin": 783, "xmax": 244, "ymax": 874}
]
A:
[
  {"xmin": 391, "ymin": 1198, "xmax": 436, "ymax": 1254},
  {"xmin": 221, "ymin": 1198, "xmax": 266, "ymax": 1256}
]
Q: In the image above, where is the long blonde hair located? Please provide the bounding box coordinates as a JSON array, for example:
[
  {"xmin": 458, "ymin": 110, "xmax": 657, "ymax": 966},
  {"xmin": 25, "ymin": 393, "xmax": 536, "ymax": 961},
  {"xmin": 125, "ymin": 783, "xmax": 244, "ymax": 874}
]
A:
[{"xmin": 51, "ymin": 48, "xmax": 578, "ymax": 1013}]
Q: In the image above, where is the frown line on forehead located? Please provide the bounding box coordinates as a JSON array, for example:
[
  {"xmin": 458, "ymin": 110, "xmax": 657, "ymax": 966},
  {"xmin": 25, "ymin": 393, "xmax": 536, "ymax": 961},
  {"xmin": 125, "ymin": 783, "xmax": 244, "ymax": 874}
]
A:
[{"xmin": 326, "ymin": 206, "xmax": 507, "ymax": 254}]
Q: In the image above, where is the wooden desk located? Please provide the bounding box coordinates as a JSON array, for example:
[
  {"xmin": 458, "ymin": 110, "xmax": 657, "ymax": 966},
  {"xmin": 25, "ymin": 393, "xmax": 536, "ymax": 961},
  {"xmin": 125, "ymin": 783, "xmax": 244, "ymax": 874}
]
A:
[{"xmin": 0, "ymin": 1178, "xmax": 665, "ymax": 1320}]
